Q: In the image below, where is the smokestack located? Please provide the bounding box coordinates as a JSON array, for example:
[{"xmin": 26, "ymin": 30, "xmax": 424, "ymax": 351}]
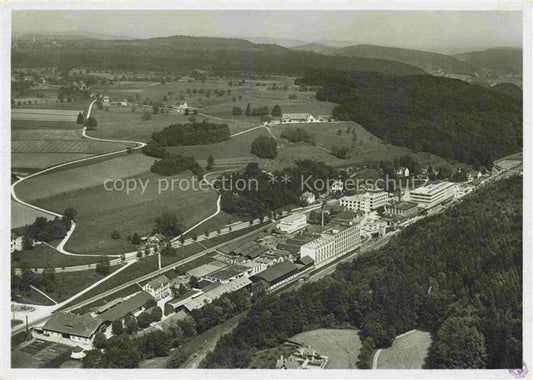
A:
[
  {"xmin": 158, "ymin": 251, "xmax": 161, "ymax": 270},
  {"xmin": 321, "ymin": 210, "xmax": 324, "ymax": 227}
]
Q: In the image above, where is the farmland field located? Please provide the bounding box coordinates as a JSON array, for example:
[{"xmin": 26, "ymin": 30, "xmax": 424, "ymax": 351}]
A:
[
  {"xmin": 376, "ymin": 330, "xmax": 432, "ymax": 369},
  {"xmin": 15, "ymin": 154, "xmax": 156, "ymax": 201},
  {"xmin": 35, "ymin": 170, "xmax": 219, "ymax": 255},
  {"xmin": 12, "ymin": 153, "xmax": 94, "ymax": 170},
  {"xmin": 12, "ymin": 108, "xmax": 81, "ymax": 122},
  {"xmin": 11, "ymin": 242, "xmax": 102, "ymax": 269},
  {"xmin": 11, "ymin": 119, "xmax": 81, "ymax": 130},
  {"xmin": 290, "ymin": 328, "xmax": 362, "ymax": 369},
  {"xmin": 11, "ymin": 201, "xmax": 53, "ymax": 229}
]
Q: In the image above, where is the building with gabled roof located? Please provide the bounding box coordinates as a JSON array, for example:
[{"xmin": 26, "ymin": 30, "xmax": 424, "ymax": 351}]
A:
[
  {"xmin": 98, "ymin": 291, "xmax": 154, "ymax": 322},
  {"xmin": 41, "ymin": 312, "xmax": 104, "ymax": 348},
  {"xmin": 143, "ymin": 274, "xmax": 171, "ymax": 300},
  {"xmin": 250, "ymin": 260, "xmax": 299, "ymax": 289}
]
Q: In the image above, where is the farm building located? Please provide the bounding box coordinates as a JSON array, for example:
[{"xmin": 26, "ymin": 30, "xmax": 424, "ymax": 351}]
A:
[
  {"xmin": 98, "ymin": 291, "xmax": 154, "ymax": 322},
  {"xmin": 39, "ymin": 312, "xmax": 104, "ymax": 348},
  {"xmin": 281, "ymin": 113, "xmax": 316, "ymax": 123},
  {"xmin": 142, "ymin": 274, "xmax": 171, "ymax": 300}
]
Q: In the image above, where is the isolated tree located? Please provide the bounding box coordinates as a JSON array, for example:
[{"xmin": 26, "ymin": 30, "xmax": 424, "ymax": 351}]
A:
[
  {"xmin": 76, "ymin": 112, "xmax": 84, "ymax": 124},
  {"xmin": 245, "ymin": 103, "xmax": 251, "ymax": 117},
  {"xmin": 206, "ymin": 155, "xmax": 215, "ymax": 170},
  {"xmin": 124, "ymin": 314, "xmax": 139, "ymax": 334},
  {"xmin": 63, "ymin": 207, "xmax": 78, "ymax": 222},
  {"xmin": 271, "ymin": 104, "xmax": 282, "ymax": 117},
  {"xmin": 111, "ymin": 320, "xmax": 123, "ymax": 335},
  {"xmin": 22, "ymin": 235, "xmax": 33, "ymax": 251},
  {"xmin": 93, "ymin": 332, "xmax": 107, "ymax": 349},
  {"xmin": 189, "ymin": 276, "xmax": 199, "ymax": 289},
  {"xmin": 142, "ymin": 110, "xmax": 152, "ymax": 121},
  {"xmin": 84, "ymin": 116, "xmax": 98, "ymax": 130},
  {"xmin": 250, "ymin": 135, "xmax": 277, "ymax": 159},
  {"xmin": 137, "ymin": 311, "xmax": 152, "ymax": 329},
  {"xmin": 154, "ymin": 212, "xmax": 184, "ymax": 238},
  {"xmin": 131, "ymin": 233, "xmax": 141, "ymax": 245},
  {"xmin": 111, "ymin": 230, "xmax": 120, "ymax": 240},
  {"xmin": 151, "ymin": 306, "xmax": 163, "ymax": 322},
  {"xmin": 232, "ymin": 106, "xmax": 242, "ymax": 116},
  {"xmin": 96, "ymin": 259, "xmax": 110, "ymax": 276}
]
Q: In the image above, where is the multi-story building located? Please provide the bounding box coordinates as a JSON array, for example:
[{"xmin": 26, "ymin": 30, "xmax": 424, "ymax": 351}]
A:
[
  {"xmin": 277, "ymin": 213, "xmax": 308, "ymax": 234},
  {"xmin": 300, "ymin": 211, "xmax": 363, "ymax": 266},
  {"xmin": 340, "ymin": 191, "xmax": 388, "ymax": 213},
  {"xmin": 406, "ymin": 182, "xmax": 456, "ymax": 209},
  {"xmin": 142, "ymin": 275, "xmax": 171, "ymax": 300}
]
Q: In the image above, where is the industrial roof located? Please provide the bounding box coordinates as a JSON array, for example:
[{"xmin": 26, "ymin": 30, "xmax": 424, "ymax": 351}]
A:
[
  {"xmin": 279, "ymin": 213, "xmax": 307, "ymax": 224},
  {"xmin": 251, "ymin": 260, "xmax": 299, "ymax": 284},
  {"xmin": 206, "ymin": 264, "xmax": 250, "ymax": 281},
  {"xmin": 42, "ymin": 312, "xmax": 103, "ymax": 338},
  {"xmin": 92, "ymin": 298, "xmax": 123, "ymax": 314},
  {"xmin": 410, "ymin": 181, "xmax": 455, "ymax": 195},
  {"xmin": 183, "ymin": 277, "xmax": 252, "ymax": 311},
  {"xmin": 166, "ymin": 289, "xmax": 203, "ymax": 308},
  {"xmin": 98, "ymin": 291, "xmax": 154, "ymax": 322}
]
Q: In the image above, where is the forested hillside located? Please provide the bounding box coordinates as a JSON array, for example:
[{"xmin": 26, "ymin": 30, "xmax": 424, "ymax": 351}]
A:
[
  {"xmin": 299, "ymin": 69, "xmax": 522, "ymax": 168},
  {"xmin": 335, "ymin": 44, "xmax": 478, "ymax": 75},
  {"xmin": 455, "ymin": 48, "xmax": 522, "ymax": 76},
  {"xmin": 12, "ymin": 35, "xmax": 424, "ymax": 76},
  {"xmin": 203, "ymin": 175, "xmax": 522, "ymax": 369}
]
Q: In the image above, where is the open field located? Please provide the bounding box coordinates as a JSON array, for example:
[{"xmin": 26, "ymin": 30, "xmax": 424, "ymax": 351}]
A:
[
  {"xmin": 15, "ymin": 287, "xmax": 56, "ymax": 306},
  {"xmin": 290, "ymin": 328, "xmax": 362, "ymax": 369},
  {"xmin": 11, "ymin": 201, "xmax": 53, "ymax": 229},
  {"xmin": 12, "ymin": 339, "xmax": 72, "ymax": 368},
  {"xmin": 11, "ymin": 242, "xmax": 102, "ymax": 269},
  {"xmin": 12, "ymin": 139, "xmax": 131, "ymax": 154},
  {"xmin": 12, "ymin": 108, "xmax": 81, "ymax": 122},
  {"xmin": 11, "ymin": 119, "xmax": 81, "ymax": 130},
  {"xmin": 11, "ymin": 98, "xmax": 91, "ymax": 111},
  {"xmin": 376, "ymin": 330, "xmax": 432, "ymax": 369},
  {"xmin": 12, "ymin": 153, "xmax": 94, "ymax": 170},
  {"xmin": 15, "ymin": 154, "xmax": 156, "ymax": 202},
  {"xmin": 36, "ymin": 170, "xmax": 218, "ymax": 255}
]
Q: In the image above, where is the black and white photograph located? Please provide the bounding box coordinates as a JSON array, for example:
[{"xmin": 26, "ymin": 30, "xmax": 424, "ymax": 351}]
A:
[{"xmin": 1, "ymin": 2, "xmax": 531, "ymax": 379}]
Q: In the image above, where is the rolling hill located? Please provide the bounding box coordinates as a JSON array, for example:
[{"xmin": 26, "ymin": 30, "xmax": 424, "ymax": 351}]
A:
[
  {"xmin": 454, "ymin": 47, "xmax": 522, "ymax": 75},
  {"xmin": 300, "ymin": 69, "xmax": 522, "ymax": 168},
  {"xmin": 292, "ymin": 43, "xmax": 339, "ymax": 56},
  {"xmin": 12, "ymin": 34, "xmax": 424, "ymax": 76},
  {"xmin": 334, "ymin": 44, "xmax": 478, "ymax": 75}
]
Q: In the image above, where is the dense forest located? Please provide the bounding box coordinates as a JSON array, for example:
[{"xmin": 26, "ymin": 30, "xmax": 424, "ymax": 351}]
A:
[
  {"xmin": 151, "ymin": 121, "xmax": 230, "ymax": 146},
  {"xmin": 204, "ymin": 175, "xmax": 522, "ymax": 369},
  {"xmin": 299, "ymin": 69, "xmax": 522, "ymax": 169},
  {"xmin": 12, "ymin": 35, "xmax": 424, "ymax": 76}
]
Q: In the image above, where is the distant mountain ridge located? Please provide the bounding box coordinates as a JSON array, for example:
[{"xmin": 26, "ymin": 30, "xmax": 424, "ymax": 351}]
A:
[
  {"xmin": 454, "ymin": 47, "xmax": 522, "ymax": 75},
  {"xmin": 12, "ymin": 34, "xmax": 424, "ymax": 76}
]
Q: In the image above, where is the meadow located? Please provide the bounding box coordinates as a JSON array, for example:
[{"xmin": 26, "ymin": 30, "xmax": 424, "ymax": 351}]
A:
[
  {"xmin": 11, "ymin": 242, "xmax": 101, "ymax": 269},
  {"xmin": 15, "ymin": 154, "xmax": 156, "ymax": 202},
  {"xmin": 376, "ymin": 330, "xmax": 432, "ymax": 369},
  {"xmin": 36, "ymin": 170, "xmax": 219, "ymax": 255},
  {"xmin": 11, "ymin": 201, "xmax": 53, "ymax": 229},
  {"xmin": 11, "ymin": 108, "xmax": 81, "ymax": 122},
  {"xmin": 290, "ymin": 328, "xmax": 362, "ymax": 369}
]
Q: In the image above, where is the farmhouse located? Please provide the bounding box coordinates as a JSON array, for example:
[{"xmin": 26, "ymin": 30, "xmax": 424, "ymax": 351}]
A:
[
  {"xmin": 142, "ymin": 275, "xmax": 171, "ymax": 300},
  {"xmin": 276, "ymin": 346, "xmax": 329, "ymax": 369},
  {"xmin": 282, "ymin": 113, "xmax": 316, "ymax": 123},
  {"xmin": 39, "ymin": 312, "xmax": 104, "ymax": 348}
]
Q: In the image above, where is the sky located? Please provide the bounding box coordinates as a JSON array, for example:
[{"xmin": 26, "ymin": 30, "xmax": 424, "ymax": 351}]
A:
[{"xmin": 12, "ymin": 10, "xmax": 522, "ymax": 54}]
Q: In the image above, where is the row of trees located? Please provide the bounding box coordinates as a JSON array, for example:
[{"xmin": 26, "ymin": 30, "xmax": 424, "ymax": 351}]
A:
[{"xmin": 203, "ymin": 175, "xmax": 522, "ymax": 369}]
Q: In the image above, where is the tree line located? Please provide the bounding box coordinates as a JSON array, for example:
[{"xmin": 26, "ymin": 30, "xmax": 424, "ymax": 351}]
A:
[
  {"xmin": 203, "ymin": 175, "xmax": 522, "ymax": 369},
  {"xmin": 151, "ymin": 121, "xmax": 230, "ymax": 146}
]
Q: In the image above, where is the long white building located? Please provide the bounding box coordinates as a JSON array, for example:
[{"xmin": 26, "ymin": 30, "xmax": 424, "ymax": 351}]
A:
[
  {"xmin": 277, "ymin": 213, "xmax": 308, "ymax": 234},
  {"xmin": 340, "ymin": 191, "xmax": 388, "ymax": 213},
  {"xmin": 407, "ymin": 182, "xmax": 456, "ymax": 209},
  {"xmin": 300, "ymin": 211, "xmax": 363, "ymax": 266}
]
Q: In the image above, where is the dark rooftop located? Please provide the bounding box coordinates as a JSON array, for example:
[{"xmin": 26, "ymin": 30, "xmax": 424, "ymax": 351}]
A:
[
  {"xmin": 43, "ymin": 312, "xmax": 103, "ymax": 338},
  {"xmin": 251, "ymin": 260, "xmax": 299, "ymax": 284},
  {"xmin": 98, "ymin": 291, "xmax": 154, "ymax": 322}
]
